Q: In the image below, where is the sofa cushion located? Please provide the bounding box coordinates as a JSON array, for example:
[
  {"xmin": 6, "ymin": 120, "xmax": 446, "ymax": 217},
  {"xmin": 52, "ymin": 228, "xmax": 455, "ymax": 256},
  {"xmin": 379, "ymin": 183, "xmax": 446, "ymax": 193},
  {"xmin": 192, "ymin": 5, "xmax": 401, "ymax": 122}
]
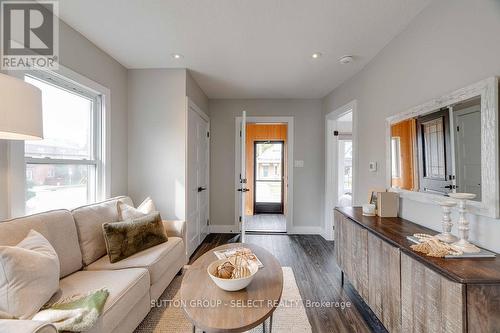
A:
[
  {"xmin": 0, "ymin": 210, "xmax": 82, "ymax": 278},
  {"xmin": 0, "ymin": 320, "xmax": 57, "ymax": 333},
  {"xmin": 54, "ymin": 268, "xmax": 149, "ymax": 333},
  {"xmin": 86, "ymin": 237, "xmax": 184, "ymax": 285},
  {"xmin": 117, "ymin": 197, "xmax": 156, "ymax": 220},
  {"xmin": 103, "ymin": 212, "xmax": 168, "ymax": 263},
  {"xmin": 0, "ymin": 230, "xmax": 60, "ymax": 319},
  {"xmin": 72, "ymin": 196, "xmax": 133, "ymax": 266}
]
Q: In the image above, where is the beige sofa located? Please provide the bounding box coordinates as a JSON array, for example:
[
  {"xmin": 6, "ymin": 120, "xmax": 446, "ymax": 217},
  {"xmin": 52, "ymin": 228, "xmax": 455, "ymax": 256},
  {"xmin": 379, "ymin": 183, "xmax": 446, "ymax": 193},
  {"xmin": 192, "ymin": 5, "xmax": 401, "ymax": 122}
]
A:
[{"xmin": 0, "ymin": 196, "xmax": 188, "ymax": 333}]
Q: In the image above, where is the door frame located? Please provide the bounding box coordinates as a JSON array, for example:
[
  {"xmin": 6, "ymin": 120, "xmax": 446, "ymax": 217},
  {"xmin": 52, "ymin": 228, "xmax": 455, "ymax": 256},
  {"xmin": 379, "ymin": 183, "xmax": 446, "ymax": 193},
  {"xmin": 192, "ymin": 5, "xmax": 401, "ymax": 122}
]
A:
[
  {"xmin": 253, "ymin": 140, "xmax": 285, "ymax": 215},
  {"xmin": 324, "ymin": 100, "xmax": 358, "ymax": 240},
  {"xmin": 234, "ymin": 116, "xmax": 294, "ymax": 233},
  {"xmin": 186, "ymin": 97, "xmax": 210, "ymax": 256}
]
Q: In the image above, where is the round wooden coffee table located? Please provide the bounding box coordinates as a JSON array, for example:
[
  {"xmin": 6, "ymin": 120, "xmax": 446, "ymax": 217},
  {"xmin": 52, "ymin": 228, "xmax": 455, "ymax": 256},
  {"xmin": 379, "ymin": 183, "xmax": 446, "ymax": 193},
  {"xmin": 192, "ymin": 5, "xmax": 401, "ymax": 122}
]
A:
[{"xmin": 180, "ymin": 243, "xmax": 283, "ymax": 333}]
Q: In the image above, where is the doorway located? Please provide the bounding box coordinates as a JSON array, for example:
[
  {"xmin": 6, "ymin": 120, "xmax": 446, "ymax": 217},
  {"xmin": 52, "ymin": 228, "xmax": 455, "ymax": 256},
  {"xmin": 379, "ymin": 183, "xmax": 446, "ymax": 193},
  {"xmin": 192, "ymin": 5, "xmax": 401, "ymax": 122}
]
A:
[
  {"xmin": 453, "ymin": 100, "xmax": 481, "ymax": 199},
  {"xmin": 186, "ymin": 100, "xmax": 209, "ymax": 256},
  {"xmin": 235, "ymin": 119, "xmax": 293, "ymax": 234},
  {"xmin": 325, "ymin": 101, "xmax": 358, "ymax": 240},
  {"xmin": 253, "ymin": 141, "xmax": 284, "ymax": 214}
]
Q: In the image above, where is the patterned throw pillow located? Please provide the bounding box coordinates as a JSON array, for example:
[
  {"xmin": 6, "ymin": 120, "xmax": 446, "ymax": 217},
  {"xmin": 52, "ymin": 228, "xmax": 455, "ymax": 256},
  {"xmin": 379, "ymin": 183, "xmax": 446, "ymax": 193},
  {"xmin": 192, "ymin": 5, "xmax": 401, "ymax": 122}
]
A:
[{"xmin": 102, "ymin": 212, "xmax": 167, "ymax": 263}]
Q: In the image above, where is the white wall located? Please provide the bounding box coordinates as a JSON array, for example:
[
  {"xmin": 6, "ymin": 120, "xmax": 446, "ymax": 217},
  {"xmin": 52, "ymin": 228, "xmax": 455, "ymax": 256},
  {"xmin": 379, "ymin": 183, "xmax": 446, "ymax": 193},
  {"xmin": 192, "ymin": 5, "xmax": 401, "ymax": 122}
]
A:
[
  {"xmin": 0, "ymin": 21, "xmax": 129, "ymax": 219},
  {"xmin": 127, "ymin": 69, "xmax": 188, "ymax": 220},
  {"xmin": 322, "ymin": 0, "xmax": 500, "ymax": 252},
  {"xmin": 209, "ymin": 99, "xmax": 324, "ymax": 230}
]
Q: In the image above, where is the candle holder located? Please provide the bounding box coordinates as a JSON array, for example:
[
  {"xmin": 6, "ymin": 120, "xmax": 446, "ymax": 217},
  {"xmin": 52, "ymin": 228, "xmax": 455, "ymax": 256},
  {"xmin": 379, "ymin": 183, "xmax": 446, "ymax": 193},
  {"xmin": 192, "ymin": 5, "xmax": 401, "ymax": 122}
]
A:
[
  {"xmin": 449, "ymin": 193, "xmax": 480, "ymax": 253},
  {"xmin": 435, "ymin": 200, "xmax": 458, "ymax": 243}
]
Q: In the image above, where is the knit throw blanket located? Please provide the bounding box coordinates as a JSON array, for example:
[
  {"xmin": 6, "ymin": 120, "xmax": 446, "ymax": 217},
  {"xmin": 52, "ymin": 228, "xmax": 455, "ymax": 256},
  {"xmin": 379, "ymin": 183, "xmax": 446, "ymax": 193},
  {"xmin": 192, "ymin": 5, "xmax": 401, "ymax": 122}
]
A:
[{"xmin": 32, "ymin": 289, "xmax": 109, "ymax": 332}]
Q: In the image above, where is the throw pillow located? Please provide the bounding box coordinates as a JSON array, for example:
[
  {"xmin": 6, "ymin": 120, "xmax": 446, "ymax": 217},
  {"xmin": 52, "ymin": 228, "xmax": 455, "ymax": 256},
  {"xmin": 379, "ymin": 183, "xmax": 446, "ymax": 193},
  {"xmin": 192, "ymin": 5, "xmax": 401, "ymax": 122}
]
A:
[
  {"xmin": 117, "ymin": 197, "xmax": 156, "ymax": 220},
  {"xmin": 0, "ymin": 230, "xmax": 60, "ymax": 319},
  {"xmin": 102, "ymin": 212, "xmax": 167, "ymax": 263}
]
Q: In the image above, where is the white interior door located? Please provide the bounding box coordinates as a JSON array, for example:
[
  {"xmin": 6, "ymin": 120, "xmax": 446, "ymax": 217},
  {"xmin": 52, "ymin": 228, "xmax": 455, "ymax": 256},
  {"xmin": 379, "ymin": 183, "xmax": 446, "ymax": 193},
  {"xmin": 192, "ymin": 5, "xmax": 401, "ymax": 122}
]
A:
[
  {"xmin": 238, "ymin": 111, "xmax": 248, "ymax": 243},
  {"xmin": 187, "ymin": 103, "xmax": 209, "ymax": 256},
  {"xmin": 198, "ymin": 113, "xmax": 210, "ymax": 241},
  {"xmin": 454, "ymin": 106, "xmax": 481, "ymax": 199}
]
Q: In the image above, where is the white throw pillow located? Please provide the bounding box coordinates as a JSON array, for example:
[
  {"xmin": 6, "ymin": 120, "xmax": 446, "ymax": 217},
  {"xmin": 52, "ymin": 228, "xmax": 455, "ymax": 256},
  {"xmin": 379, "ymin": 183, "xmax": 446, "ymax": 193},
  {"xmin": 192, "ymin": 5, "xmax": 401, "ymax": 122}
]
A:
[
  {"xmin": 0, "ymin": 230, "xmax": 60, "ymax": 319},
  {"xmin": 117, "ymin": 197, "xmax": 157, "ymax": 220}
]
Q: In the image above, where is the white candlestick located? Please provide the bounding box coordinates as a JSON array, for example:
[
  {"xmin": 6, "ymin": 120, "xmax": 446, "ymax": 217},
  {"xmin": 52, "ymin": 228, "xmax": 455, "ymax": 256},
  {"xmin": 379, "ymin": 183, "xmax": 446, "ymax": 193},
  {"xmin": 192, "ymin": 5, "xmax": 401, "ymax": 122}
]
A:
[
  {"xmin": 449, "ymin": 193, "xmax": 480, "ymax": 253},
  {"xmin": 435, "ymin": 200, "xmax": 458, "ymax": 243}
]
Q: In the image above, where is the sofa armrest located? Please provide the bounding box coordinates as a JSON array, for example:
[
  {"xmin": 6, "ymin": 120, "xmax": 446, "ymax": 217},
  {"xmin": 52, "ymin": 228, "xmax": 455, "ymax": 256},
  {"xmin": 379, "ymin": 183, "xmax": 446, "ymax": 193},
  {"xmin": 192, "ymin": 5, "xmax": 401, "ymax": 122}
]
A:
[
  {"xmin": 0, "ymin": 320, "xmax": 57, "ymax": 333},
  {"xmin": 163, "ymin": 220, "xmax": 188, "ymax": 260},
  {"xmin": 162, "ymin": 220, "xmax": 186, "ymax": 239}
]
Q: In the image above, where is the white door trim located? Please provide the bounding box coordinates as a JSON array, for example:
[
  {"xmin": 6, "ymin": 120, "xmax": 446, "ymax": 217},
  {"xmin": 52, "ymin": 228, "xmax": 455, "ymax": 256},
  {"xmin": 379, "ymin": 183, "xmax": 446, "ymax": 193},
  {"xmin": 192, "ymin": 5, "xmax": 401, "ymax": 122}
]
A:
[
  {"xmin": 324, "ymin": 100, "xmax": 358, "ymax": 240},
  {"xmin": 234, "ymin": 116, "xmax": 294, "ymax": 233}
]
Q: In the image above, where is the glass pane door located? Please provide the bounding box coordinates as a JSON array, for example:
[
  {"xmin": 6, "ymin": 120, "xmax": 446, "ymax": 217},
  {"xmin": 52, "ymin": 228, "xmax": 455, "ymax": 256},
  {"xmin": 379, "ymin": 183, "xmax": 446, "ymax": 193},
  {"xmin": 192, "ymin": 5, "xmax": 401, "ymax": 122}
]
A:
[{"xmin": 254, "ymin": 141, "xmax": 284, "ymax": 214}]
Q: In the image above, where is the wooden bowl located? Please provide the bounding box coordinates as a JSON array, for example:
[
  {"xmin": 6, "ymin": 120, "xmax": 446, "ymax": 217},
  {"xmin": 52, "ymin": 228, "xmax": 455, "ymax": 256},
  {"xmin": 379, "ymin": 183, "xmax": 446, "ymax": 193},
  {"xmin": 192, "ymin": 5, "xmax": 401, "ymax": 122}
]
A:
[{"xmin": 207, "ymin": 258, "xmax": 259, "ymax": 291}]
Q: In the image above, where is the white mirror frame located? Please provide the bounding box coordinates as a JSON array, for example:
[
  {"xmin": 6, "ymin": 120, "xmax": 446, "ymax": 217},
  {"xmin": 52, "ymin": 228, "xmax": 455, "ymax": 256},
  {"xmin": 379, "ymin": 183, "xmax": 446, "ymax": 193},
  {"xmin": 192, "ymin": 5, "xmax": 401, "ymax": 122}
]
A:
[{"xmin": 386, "ymin": 77, "xmax": 499, "ymax": 218}]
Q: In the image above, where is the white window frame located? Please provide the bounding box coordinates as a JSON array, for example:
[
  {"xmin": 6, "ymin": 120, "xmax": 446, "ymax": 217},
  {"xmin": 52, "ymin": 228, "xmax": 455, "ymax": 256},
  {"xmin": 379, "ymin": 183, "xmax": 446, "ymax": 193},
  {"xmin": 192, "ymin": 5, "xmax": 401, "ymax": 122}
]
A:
[{"xmin": 5, "ymin": 65, "xmax": 111, "ymax": 217}]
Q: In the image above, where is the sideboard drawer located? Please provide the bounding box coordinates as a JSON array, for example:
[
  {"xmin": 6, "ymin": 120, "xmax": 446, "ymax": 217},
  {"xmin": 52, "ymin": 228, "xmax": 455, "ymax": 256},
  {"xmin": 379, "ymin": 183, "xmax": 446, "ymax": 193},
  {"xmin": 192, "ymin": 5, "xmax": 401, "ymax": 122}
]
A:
[
  {"xmin": 401, "ymin": 253, "xmax": 465, "ymax": 333},
  {"xmin": 334, "ymin": 211, "xmax": 369, "ymax": 302},
  {"xmin": 368, "ymin": 232, "xmax": 401, "ymax": 333}
]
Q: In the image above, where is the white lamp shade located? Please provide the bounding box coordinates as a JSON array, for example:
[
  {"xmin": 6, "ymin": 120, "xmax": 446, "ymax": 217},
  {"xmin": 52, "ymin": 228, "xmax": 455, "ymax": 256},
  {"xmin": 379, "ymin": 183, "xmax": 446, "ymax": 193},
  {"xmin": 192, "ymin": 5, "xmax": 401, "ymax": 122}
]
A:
[{"xmin": 0, "ymin": 73, "xmax": 43, "ymax": 140}]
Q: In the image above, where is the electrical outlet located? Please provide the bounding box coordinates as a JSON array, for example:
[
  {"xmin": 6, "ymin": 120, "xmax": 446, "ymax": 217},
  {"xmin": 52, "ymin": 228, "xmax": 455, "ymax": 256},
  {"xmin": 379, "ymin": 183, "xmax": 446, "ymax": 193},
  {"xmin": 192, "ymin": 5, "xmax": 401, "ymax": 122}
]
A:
[{"xmin": 369, "ymin": 161, "xmax": 377, "ymax": 172}]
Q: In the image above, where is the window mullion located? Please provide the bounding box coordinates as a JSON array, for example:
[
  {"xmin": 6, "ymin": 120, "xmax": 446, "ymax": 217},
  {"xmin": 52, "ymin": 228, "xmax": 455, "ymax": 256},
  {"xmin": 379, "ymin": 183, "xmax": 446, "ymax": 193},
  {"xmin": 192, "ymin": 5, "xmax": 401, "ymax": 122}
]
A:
[{"xmin": 25, "ymin": 157, "xmax": 97, "ymax": 166}]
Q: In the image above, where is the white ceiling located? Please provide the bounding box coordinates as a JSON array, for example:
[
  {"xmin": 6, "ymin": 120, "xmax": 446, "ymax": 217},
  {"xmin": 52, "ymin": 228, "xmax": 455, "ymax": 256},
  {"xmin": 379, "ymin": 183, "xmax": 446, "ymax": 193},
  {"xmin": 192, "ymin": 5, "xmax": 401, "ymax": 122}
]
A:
[{"xmin": 58, "ymin": 0, "xmax": 431, "ymax": 99}]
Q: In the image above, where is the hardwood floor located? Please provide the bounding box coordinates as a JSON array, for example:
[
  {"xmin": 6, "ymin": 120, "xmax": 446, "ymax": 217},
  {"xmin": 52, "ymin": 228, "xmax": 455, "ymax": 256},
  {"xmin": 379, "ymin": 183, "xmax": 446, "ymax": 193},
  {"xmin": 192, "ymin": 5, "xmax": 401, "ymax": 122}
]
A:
[
  {"xmin": 245, "ymin": 214, "xmax": 287, "ymax": 232},
  {"xmin": 190, "ymin": 233, "xmax": 388, "ymax": 333}
]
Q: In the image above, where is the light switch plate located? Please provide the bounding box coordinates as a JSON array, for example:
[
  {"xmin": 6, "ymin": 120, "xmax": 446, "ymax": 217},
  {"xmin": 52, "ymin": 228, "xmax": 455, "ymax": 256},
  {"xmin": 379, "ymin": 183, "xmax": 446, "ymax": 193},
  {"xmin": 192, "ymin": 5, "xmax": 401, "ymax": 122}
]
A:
[
  {"xmin": 294, "ymin": 160, "xmax": 304, "ymax": 168},
  {"xmin": 369, "ymin": 161, "xmax": 377, "ymax": 172}
]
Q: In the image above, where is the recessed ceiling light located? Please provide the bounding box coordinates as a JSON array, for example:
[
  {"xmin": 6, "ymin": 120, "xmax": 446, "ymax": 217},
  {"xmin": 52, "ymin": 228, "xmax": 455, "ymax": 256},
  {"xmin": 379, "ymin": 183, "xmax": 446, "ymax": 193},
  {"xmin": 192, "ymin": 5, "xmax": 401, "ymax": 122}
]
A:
[
  {"xmin": 339, "ymin": 55, "xmax": 354, "ymax": 64},
  {"xmin": 171, "ymin": 53, "xmax": 184, "ymax": 60},
  {"xmin": 311, "ymin": 52, "xmax": 322, "ymax": 59}
]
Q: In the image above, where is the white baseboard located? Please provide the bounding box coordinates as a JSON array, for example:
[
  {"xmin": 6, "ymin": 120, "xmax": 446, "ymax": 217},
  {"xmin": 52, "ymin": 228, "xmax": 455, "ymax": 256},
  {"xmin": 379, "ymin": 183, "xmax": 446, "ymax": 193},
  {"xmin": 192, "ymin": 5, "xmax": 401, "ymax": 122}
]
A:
[
  {"xmin": 209, "ymin": 225, "xmax": 239, "ymax": 233},
  {"xmin": 208, "ymin": 225, "xmax": 326, "ymax": 236},
  {"xmin": 321, "ymin": 230, "xmax": 334, "ymax": 241},
  {"xmin": 288, "ymin": 226, "xmax": 324, "ymax": 235}
]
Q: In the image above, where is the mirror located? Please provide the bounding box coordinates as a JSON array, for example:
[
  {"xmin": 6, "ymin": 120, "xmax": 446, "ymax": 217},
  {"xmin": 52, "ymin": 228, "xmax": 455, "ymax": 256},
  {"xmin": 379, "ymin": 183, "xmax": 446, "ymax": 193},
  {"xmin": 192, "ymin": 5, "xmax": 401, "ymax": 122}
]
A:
[
  {"xmin": 390, "ymin": 97, "xmax": 481, "ymax": 201},
  {"xmin": 387, "ymin": 77, "xmax": 500, "ymax": 217},
  {"xmin": 391, "ymin": 118, "xmax": 417, "ymax": 191}
]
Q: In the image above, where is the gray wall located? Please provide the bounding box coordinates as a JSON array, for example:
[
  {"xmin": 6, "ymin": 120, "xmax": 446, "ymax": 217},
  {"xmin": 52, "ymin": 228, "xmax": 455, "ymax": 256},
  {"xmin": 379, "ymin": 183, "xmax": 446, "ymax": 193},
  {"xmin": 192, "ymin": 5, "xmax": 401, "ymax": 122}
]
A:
[
  {"xmin": 127, "ymin": 69, "xmax": 187, "ymax": 220},
  {"xmin": 0, "ymin": 21, "xmax": 129, "ymax": 219},
  {"xmin": 323, "ymin": 0, "xmax": 500, "ymax": 252},
  {"xmin": 209, "ymin": 99, "xmax": 324, "ymax": 230},
  {"xmin": 186, "ymin": 70, "xmax": 209, "ymax": 114},
  {"xmin": 58, "ymin": 21, "xmax": 129, "ymax": 196}
]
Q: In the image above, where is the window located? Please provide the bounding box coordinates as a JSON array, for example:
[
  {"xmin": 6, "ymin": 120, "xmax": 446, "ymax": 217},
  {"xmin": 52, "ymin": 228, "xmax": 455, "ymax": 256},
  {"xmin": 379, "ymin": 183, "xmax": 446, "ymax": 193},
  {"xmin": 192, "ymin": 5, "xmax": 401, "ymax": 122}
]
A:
[
  {"xmin": 391, "ymin": 137, "xmax": 402, "ymax": 178},
  {"xmin": 339, "ymin": 140, "xmax": 352, "ymax": 194},
  {"xmin": 422, "ymin": 117, "xmax": 446, "ymax": 178},
  {"xmin": 24, "ymin": 73, "xmax": 103, "ymax": 214},
  {"xmin": 262, "ymin": 165, "xmax": 269, "ymax": 178}
]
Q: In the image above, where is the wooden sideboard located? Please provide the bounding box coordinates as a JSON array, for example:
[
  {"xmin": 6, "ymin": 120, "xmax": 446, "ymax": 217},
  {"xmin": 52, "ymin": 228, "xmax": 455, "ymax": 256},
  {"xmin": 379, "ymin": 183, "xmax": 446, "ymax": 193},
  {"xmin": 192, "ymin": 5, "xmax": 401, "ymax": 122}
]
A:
[{"xmin": 334, "ymin": 207, "xmax": 500, "ymax": 333}]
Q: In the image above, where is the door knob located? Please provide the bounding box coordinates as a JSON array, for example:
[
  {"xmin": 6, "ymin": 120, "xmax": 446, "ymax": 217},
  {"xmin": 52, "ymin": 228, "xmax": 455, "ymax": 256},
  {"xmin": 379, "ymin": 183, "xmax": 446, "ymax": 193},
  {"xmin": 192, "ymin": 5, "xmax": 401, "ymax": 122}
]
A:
[{"xmin": 198, "ymin": 186, "xmax": 207, "ymax": 192}]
